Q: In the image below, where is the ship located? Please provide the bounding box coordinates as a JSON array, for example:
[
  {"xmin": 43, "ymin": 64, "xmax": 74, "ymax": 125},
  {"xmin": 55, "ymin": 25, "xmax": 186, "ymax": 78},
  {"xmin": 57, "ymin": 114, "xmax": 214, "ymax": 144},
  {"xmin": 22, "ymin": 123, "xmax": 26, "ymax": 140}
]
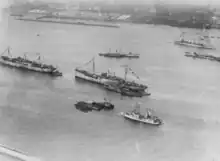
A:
[
  {"xmin": 75, "ymin": 58, "xmax": 148, "ymax": 91},
  {"xmin": 174, "ymin": 32, "xmax": 215, "ymax": 50},
  {"xmin": 99, "ymin": 49, "xmax": 140, "ymax": 58},
  {"xmin": 104, "ymin": 83, "xmax": 150, "ymax": 98},
  {"xmin": 184, "ymin": 51, "xmax": 220, "ymax": 62},
  {"xmin": 101, "ymin": 65, "xmax": 148, "ymax": 91},
  {"xmin": 0, "ymin": 47, "xmax": 62, "ymax": 76},
  {"xmin": 75, "ymin": 98, "xmax": 114, "ymax": 113},
  {"xmin": 120, "ymin": 102, "xmax": 163, "ymax": 126},
  {"xmin": 74, "ymin": 57, "xmax": 118, "ymax": 85}
]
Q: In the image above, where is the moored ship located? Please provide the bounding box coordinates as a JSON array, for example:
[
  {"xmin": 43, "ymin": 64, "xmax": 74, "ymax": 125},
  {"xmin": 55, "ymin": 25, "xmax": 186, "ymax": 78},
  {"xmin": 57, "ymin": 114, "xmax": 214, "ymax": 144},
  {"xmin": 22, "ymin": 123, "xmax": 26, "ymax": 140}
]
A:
[
  {"xmin": 120, "ymin": 102, "xmax": 163, "ymax": 126},
  {"xmin": 75, "ymin": 98, "xmax": 114, "ymax": 113},
  {"xmin": 99, "ymin": 49, "xmax": 140, "ymax": 58},
  {"xmin": 174, "ymin": 32, "xmax": 215, "ymax": 50},
  {"xmin": 74, "ymin": 58, "xmax": 149, "ymax": 97},
  {"xmin": 104, "ymin": 83, "xmax": 150, "ymax": 98},
  {"xmin": 0, "ymin": 47, "xmax": 62, "ymax": 76},
  {"xmin": 184, "ymin": 51, "xmax": 220, "ymax": 62},
  {"xmin": 74, "ymin": 57, "xmax": 118, "ymax": 85}
]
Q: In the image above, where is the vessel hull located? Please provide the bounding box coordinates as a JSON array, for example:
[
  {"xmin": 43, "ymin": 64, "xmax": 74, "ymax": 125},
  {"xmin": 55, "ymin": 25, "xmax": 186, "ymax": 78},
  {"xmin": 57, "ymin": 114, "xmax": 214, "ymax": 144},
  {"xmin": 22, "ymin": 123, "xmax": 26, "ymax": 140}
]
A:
[
  {"xmin": 99, "ymin": 53, "xmax": 139, "ymax": 58},
  {"xmin": 0, "ymin": 58, "xmax": 62, "ymax": 76},
  {"xmin": 174, "ymin": 41, "xmax": 215, "ymax": 50},
  {"xmin": 75, "ymin": 71, "xmax": 115, "ymax": 85},
  {"xmin": 120, "ymin": 112, "xmax": 162, "ymax": 126}
]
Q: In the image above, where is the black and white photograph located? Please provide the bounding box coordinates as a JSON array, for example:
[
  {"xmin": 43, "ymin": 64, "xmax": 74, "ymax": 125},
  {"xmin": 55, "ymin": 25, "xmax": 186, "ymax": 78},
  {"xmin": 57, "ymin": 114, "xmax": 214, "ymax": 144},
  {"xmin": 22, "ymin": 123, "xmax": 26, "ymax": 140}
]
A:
[{"xmin": 0, "ymin": 0, "xmax": 220, "ymax": 160}]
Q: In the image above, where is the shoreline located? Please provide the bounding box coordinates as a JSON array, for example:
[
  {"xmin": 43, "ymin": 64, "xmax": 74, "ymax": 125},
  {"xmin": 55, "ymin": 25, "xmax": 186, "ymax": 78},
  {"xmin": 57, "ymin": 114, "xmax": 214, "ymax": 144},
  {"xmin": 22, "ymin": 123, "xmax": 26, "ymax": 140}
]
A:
[{"xmin": 15, "ymin": 17, "xmax": 120, "ymax": 28}]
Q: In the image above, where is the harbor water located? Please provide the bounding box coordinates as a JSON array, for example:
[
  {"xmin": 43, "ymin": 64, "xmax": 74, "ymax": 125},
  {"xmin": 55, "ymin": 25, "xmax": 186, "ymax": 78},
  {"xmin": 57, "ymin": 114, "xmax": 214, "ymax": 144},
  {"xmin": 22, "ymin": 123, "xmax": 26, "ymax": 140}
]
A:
[{"xmin": 0, "ymin": 16, "xmax": 220, "ymax": 161}]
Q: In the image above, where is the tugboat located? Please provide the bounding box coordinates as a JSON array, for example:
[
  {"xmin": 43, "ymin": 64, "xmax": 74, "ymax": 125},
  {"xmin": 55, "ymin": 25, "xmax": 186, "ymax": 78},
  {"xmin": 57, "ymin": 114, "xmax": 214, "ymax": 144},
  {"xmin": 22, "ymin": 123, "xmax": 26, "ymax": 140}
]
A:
[
  {"xmin": 174, "ymin": 32, "xmax": 215, "ymax": 50},
  {"xmin": 0, "ymin": 47, "xmax": 62, "ymax": 76},
  {"xmin": 120, "ymin": 102, "xmax": 162, "ymax": 126},
  {"xmin": 99, "ymin": 49, "xmax": 140, "ymax": 58},
  {"xmin": 75, "ymin": 98, "xmax": 114, "ymax": 113}
]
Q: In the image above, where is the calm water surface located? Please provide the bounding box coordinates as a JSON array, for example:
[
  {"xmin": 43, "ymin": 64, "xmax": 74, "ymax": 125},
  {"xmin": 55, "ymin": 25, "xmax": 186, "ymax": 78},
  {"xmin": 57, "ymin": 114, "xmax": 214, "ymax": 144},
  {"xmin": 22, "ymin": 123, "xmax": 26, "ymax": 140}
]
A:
[{"xmin": 0, "ymin": 16, "xmax": 220, "ymax": 161}]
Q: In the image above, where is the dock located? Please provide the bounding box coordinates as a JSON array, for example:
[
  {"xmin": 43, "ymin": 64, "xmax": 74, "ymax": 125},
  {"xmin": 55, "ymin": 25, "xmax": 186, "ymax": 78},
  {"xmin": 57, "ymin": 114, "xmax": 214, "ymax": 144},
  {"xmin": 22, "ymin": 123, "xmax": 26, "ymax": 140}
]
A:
[{"xmin": 15, "ymin": 17, "xmax": 120, "ymax": 28}]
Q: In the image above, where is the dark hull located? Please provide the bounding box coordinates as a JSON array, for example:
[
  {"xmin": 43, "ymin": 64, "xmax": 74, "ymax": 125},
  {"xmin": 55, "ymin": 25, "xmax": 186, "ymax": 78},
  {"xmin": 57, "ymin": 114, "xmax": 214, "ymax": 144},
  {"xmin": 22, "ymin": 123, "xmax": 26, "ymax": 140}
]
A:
[
  {"xmin": 75, "ymin": 101, "xmax": 114, "ymax": 113},
  {"xmin": 101, "ymin": 75, "xmax": 148, "ymax": 90},
  {"xmin": 185, "ymin": 53, "xmax": 220, "ymax": 62},
  {"xmin": 104, "ymin": 85, "xmax": 150, "ymax": 98},
  {"xmin": 99, "ymin": 53, "xmax": 139, "ymax": 58}
]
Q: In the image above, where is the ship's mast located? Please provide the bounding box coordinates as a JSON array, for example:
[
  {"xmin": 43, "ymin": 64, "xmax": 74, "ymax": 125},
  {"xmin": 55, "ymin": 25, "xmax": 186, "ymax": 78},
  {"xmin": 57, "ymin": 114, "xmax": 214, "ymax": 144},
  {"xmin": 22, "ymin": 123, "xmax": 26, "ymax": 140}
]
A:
[
  {"xmin": 92, "ymin": 57, "xmax": 95, "ymax": 73},
  {"xmin": 124, "ymin": 66, "xmax": 128, "ymax": 80},
  {"xmin": 134, "ymin": 102, "xmax": 141, "ymax": 114},
  {"xmin": 1, "ymin": 47, "xmax": 10, "ymax": 56}
]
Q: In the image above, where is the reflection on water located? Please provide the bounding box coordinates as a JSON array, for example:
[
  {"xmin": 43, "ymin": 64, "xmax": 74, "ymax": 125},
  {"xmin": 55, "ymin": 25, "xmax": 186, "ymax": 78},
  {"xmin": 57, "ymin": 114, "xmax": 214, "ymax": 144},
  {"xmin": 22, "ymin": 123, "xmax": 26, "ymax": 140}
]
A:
[{"xmin": 0, "ymin": 15, "xmax": 220, "ymax": 161}]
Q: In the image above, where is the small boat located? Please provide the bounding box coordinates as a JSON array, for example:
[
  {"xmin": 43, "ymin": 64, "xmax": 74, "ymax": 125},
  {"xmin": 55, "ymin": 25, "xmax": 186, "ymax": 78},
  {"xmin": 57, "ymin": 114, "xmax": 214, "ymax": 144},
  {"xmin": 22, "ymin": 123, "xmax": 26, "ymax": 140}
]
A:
[
  {"xmin": 99, "ymin": 49, "xmax": 140, "ymax": 58},
  {"xmin": 75, "ymin": 99, "xmax": 114, "ymax": 112},
  {"xmin": 0, "ymin": 47, "xmax": 62, "ymax": 76},
  {"xmin": 120, "ymin": 102, "xmax": 163, "ymax": 126}
]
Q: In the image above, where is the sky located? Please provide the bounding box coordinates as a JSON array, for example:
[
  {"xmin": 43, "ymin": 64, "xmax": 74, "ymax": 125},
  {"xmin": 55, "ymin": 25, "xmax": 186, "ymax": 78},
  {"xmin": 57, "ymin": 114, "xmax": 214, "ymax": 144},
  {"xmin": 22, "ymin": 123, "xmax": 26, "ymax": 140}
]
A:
[{"xmin": 3, "ymin": 0, "xmax": 220, "ymax": 5}]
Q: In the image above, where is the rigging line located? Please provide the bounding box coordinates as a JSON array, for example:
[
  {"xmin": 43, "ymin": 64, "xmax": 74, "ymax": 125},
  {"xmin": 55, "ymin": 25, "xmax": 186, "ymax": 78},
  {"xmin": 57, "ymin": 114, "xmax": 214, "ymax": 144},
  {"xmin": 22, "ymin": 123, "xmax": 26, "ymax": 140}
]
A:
[
  {"xmin": 1, "ymin": 47, "xmax": 10, "ymax": 56},
  {"xmin": 76, "ymin": 55, "xmax": 96, "ymax": 69}
]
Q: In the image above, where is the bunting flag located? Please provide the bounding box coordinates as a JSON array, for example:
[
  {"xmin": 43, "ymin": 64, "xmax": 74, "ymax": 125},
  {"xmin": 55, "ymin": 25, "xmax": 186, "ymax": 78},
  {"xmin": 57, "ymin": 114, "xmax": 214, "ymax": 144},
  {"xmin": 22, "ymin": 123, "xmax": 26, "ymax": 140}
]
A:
[
  {"xmin": 83, "ymin": 57, "xmax": 94, "ymax": 66},
  {"xmin": 7, "ymin": 47, "xmax": 12, "ymax": 57},
  {"xmin": 128, "ymin": 67, "xmax": 140, "ymax": 80}
]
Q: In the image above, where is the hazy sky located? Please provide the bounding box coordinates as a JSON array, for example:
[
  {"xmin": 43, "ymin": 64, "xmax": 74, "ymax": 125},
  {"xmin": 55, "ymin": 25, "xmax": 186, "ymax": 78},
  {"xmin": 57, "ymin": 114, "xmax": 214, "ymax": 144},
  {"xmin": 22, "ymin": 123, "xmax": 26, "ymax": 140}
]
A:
[
  {"xmin": 1, "ymin": 0, "xmax": 220, "ymax": 9},
  {"xmin": 43, "ymin": 0, "xmax": 217, "ymax": 5},
  {"xmin": 4, "ymin": 0, "xmax": 219, "ymax": 5}
]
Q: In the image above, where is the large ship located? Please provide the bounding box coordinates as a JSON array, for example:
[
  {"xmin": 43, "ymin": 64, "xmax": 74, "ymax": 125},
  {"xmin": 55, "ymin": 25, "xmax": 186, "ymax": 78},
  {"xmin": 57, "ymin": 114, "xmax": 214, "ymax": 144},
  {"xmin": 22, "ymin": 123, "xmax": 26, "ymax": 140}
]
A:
[
  {"xmin": 0, "ymin": 47, "xmax": 62, "ymax": 76},
  {"xmin": 75, "ymin": 57, "xmax": 147, "ymax": 90},
  {"xmin": 75, "ymin": 57, "xmax": 149, "ymax": 97},
  {"xmin": 174, "ymin": 32, "xmax": 215, "ymax": 50},
  {"xmin": 185, "ymin": 51, "xmax": 220, "ymax": 62},
  {"xmin": 75, "ymin": 98, "xmax": 114, "ymax": 113},
  {"xmin": 74, "ymin": 57, "xmax": 117, "ymax": 85},
  {"xmin": 104, "ymin": 83, "xmax": 150, "ymax": 97}
]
